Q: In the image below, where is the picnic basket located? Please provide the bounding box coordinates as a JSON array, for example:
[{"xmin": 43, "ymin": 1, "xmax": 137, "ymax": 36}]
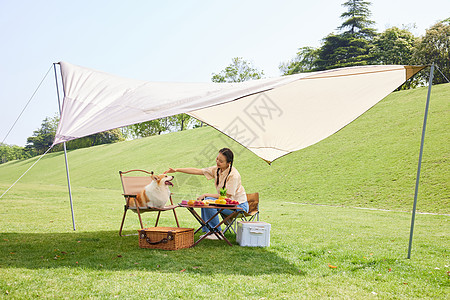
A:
[{"xmin": 138, "ymin": 227, "xmax": 194, "ymax": 250}]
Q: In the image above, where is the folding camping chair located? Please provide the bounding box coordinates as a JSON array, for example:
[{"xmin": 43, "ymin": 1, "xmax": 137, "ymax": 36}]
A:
[
  {"xmin": 221, "ymin": 193, "xmax": 260, "ymax": 234},
  {"xmin": 119, "ymin": 169, "xmax": 180, "ymax": 236}
]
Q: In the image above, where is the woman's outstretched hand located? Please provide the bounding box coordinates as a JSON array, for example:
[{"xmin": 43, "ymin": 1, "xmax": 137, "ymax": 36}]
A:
[
  {"xmin": 164, "ymin": 167, "xmax": 203, "ymax": 175},
  {"xmin": 164, "ymin": 168, "xmax": 176, "ymax": 174}
]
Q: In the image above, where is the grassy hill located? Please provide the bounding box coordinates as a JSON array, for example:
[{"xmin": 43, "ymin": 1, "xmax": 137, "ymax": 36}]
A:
[
  {"xmin": 0, "ymin": 83, "xmax": 448, "ymax": 298},
  {"xmin": 0, "ymin": 83, "xmax": 449, "ymax": 214}
]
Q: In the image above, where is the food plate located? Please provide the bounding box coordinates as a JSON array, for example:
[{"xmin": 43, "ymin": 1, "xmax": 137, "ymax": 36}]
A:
[
  {"xmin": 211, "ymin": 203, "xmax": 236, "ymax": 207},
  {"xmin": 180, "ymin": 204, "xmax": 208, "ymax": 207}
]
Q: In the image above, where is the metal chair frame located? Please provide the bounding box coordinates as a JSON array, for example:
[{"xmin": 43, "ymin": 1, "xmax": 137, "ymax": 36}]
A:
[
  {"xmin": 222, "ymin": 193, "xmax": 260, "ymax": 234},
  {"xmin": 119, "ymin": 169, "xmax": 179, "ymax": 236}
]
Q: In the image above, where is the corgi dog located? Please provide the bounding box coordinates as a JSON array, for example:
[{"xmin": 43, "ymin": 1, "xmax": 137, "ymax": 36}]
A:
[{"xmin": 134, "ymin": 174, "xmax": 174, "ymax": 209}]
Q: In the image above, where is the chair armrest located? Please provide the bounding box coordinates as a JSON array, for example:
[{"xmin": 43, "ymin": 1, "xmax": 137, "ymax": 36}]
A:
[
  {"xmin": 123, "ymin": 194, "xmax": 137, "ymax": 197},
  {"xmin": 119, "ymin": 170, "xmax": 153, "ymax": 175}
]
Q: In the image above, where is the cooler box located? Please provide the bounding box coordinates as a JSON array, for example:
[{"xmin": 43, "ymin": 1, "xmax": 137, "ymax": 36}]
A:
[{"xmin": 236, "ymin": 221, "xmax": 271, "ymax": 247}]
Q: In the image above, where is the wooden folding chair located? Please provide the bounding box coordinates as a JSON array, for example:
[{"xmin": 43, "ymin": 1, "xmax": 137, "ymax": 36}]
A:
[
  {"xmin": 222, "ymin": 193, "xmax": 260, "ymax": 234},
  {"xmin": 119, "ymin": 169, "xmax": 180, "ymax": 236}
]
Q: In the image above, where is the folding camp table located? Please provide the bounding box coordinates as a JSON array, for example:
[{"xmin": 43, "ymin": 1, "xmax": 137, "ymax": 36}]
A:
[{"xmin": 179, "ymin": 203, "xmax": 243, "ymax": 246}]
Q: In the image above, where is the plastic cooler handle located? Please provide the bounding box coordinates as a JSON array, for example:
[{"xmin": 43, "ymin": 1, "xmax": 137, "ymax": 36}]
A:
[{"xmin": 249, "ymin": 227, "xmax": 265, "ymax": 234}]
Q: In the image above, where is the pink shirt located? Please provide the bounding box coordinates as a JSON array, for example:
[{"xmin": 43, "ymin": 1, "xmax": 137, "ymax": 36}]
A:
[{"xmin": 202, "ymin": 165, "xmax": 247, "ymax": 203}]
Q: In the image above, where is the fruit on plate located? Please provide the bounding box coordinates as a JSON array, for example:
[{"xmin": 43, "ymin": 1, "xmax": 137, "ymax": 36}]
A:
[
  {"xmin": 187, "ymin": 200, "xmax": 195, "ymax": 206},
  {"xmin": 225, "ymin": 198, "xmax": 239, "ymax": 205},
  {"xmin": 218, "ymin": 188, "xmax": 227, "ymax": 201},
  {"xmin": 213, "ymin": 188, "xmax": 227, "ymax": 204},
  {"xmin": 193, "ymin": 200, "xmax": 206, "ymax": 206},
  {"xmin": 215, "ymin": 198, "xmax": 227, "ymax": 204}
]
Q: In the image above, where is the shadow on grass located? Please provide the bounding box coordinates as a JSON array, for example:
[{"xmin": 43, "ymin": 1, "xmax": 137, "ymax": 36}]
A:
[{"xmin": 0, "ymin": 231, "xmax": 302, "ymax": 276}]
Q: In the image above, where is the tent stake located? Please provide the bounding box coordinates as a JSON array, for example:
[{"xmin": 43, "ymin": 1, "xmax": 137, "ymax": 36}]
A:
[
  {"xmin": 407, "ymin": 64, "xmax": 434, "ymax": 259},
  {"xmin": 53, "ymin": 63, "xmax": 76, "ymax": 231}
]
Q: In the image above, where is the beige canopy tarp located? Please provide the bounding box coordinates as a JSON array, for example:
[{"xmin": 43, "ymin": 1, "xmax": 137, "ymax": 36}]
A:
[{"xmin": 54, "ymin": 62, "xmax": 424, "ymax": 163}]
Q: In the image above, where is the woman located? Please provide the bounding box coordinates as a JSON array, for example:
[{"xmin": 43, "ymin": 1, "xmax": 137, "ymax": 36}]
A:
[{"xmin": 165, "ymin": 148, "xmax": 248, "ymax": 239}]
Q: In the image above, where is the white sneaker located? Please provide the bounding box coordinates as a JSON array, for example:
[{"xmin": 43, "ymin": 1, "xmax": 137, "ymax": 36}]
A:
[{"xmin": 205, "ymin": 234, "xmax": 220, "ymax": 240}]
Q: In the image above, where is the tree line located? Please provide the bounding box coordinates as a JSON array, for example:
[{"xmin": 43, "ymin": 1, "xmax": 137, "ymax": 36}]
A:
[
  {"xmin": 1, "ymin": 0, "xmax": 448, "ymax": 164},
  {"xmin": 0, "ymin": 115, "xmax": 125, "ymax": 163},
  {"xmin": 0, "ymin": 113, "xmax": 202, "ymax": 163},
  {"xmin": 280, "ymin": 0, "xmax": 449, "ymax": 86}
]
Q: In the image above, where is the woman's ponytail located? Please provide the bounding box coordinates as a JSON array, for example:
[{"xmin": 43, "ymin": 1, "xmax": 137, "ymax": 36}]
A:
[{"xmin": 215, "ymin": 148, "xmax": 234, "ymax": 189}]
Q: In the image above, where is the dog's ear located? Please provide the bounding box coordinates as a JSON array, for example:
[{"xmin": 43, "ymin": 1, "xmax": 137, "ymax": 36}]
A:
[{"xmin": 151, "ymin": 175, "xmax": 159, "ymax": 182}]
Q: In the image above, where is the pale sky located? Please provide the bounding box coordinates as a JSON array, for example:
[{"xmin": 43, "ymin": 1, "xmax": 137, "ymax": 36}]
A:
[{"xmin": 1, "ymin": 0, "xmax": 448, "ymax": 146}]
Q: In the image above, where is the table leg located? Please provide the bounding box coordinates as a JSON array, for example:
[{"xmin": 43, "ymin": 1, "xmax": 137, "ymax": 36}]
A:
[
  {"xmin": 187, "ymin": 207, "xmax": 215, "ymax": 234},
  {"xmin": 183, "ymin": 206, "xmax": 243, "ymax": 247},
  {"xmin": 212, "ymin": 210, "xmax": 236, "ymax": 246}
]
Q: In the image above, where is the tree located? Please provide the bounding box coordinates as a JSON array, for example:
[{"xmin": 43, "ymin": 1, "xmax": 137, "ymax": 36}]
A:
[
  {"xmin": 66, "ymin": 128, "xmax": 124, "ymax": 150},
  {"xmin": 0, "ymin": 143, "xmax": 31, "ymax": 164},
  {"xmin": 26, "ymin": 115, "xmax": 125, "ymax": 154},
  {"xmin": 26, "ymin": 116, "xmax": 59, "ymax": 155},
  {"xmin": 316, "ymin": 33, "xmax": 374, "ymax": 69},
  {"xmin": 122, "ymin": 114, "xmax": 201, "ymax": 139},
  {"xmin": 0, "ymin": 144, "xmax": 12, "ymax": 164},
  {"xmin": 279, "ymin": 46, "xmax": 320, "ymax": 75},
  {"xmin": 338, "ymin": 0, "xmax": 376, "ymax": 38},
  {"xmin": 212, "ymin": 57, "xmax": 264, "ymax": 83},
  {"xmin": 413, "ymin": 21, "xmax": 450, "ymax": 85},
  {"xmin": 372, "ymin": 27, "xmax": 416, "ymax": 65},
  {"xmin": 168, "ymin": 114, "xmax": 200, "ymax": 131},
  {"xmin": 124, "ymin": 119, "xmax": 170, "ymax": 138},
  {"xmin": 371, "ymin": 27, "xmax": 419, "ymax": 89},
  {"xmin": 315, "ymin": 0, "xmax": 377, "ymax": 70}
]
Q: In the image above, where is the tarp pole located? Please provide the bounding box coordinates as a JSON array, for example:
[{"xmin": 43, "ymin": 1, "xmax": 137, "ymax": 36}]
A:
[
  {"xmin": 53, "ymin": 63, "xmax": 76, "ymax": 231},
  {"xmin": 407, "ymin": 63, "xmax": 434, "ymax": 259}
]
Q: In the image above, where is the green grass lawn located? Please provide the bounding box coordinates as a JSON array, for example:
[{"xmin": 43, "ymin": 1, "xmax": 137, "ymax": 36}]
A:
[
  {"xmin": 0, "ymin": 83, "xmax": 449, "ymax": 298},
  {"xmin": 1, "ymin": 185, "xmax": 448, "ymax": 299}
]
